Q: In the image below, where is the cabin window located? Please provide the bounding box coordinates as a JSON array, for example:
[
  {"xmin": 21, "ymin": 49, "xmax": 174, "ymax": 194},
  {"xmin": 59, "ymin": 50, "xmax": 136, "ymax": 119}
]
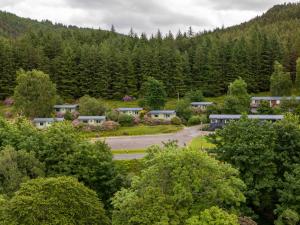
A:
[
  {"xmin": 165, "ymin": 114, "xmax": 170, "ymax": 118},
  {"xmin": 55, "ymin": 108, "xmax": 60, "ymax": 112},
  {"xmin": 96, "ymin": 120, "xmax": 102, "ymax": 123},
  {"xmin": 82, "ymin": 120, "xmax": 88, "ymax": 123},
  {"xmin": 154, "ymin": 114, "xmax": 159, "ymax": 118},
  {"xmin": 39, "ymin": 122, "xmax": 44, "ymax": 126}
]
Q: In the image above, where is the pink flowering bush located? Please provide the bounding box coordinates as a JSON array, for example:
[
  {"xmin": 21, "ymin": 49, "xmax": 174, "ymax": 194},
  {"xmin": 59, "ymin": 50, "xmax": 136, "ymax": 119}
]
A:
[
  {"xmin": 3, "ymin": 97, "xmax": 14, "ymax": 106},
  {"xmin": 122, "ymin": 95, "xmax": 134, "ymax": 102},
  {"xmin": 72, "ymin": 119, "xmax": 80, "ymax": 127},
  {"xmin": 56, "ymin": 112, "xmax": 64, "ymax": 118},
  {"xmin": 4, "ymin": 111, "xmax": 13, "ymax": 118}
]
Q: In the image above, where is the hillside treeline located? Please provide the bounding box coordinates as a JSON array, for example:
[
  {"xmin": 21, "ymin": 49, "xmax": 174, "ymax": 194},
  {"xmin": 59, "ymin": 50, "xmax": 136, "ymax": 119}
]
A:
[{"xmin": 1, "ymin": 3, "xmax": 300, "ymax": 100}]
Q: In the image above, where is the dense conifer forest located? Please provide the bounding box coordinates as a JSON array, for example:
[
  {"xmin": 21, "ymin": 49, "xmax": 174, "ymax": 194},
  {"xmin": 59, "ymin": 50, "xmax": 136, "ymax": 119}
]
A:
[{"xmin": 1, "ymin": 3, "xmax": 300, "ymax": 100}]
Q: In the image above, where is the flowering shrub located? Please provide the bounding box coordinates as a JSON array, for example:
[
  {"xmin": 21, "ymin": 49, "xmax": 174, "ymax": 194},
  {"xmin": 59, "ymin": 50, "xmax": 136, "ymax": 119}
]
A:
[
  {"xmin": 72, "ymin": 119, "xmax": 81, "ymax": 127},
  {"xmin": 122, "ymin": 95, "xmax": 134, "ymax": 102},
  {"xmin": 72, "ymin": 111, "xmax": 80, "ymax": 119},
  {"xmin": 101, "ymin": 121, "xmax": 120, "ymax": 131},
  {"xmin": 56, "ymin": 112, "xmax": 64, "ymax": 118},
  {"xmin": 3, "ymin": 97, "xmax": 14, "ymax": 106},
  {"xmin": 143, "ymin": 116, "xmax": 171, "ymax": 125}
]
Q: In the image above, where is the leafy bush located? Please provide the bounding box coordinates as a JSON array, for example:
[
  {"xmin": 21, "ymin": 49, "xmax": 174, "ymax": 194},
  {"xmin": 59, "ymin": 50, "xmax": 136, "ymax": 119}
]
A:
[
  {"xmin": 175, "ymin": 100, "xmax": 193, "ymax": 121},
  {"xmin": 118, "ymin": 114, "xmax": 134, "ymax": 127},
  {"xmin": 188, "ymin": 115, "xmax": 208, "ymax": 126},
  {"xmin": 171, "ymin": 116, "xmax": 182, "ymax": 125},
  {"xmin": 79, "ymin": 95, "xmax": 106, "ymax": 116},
  {"xmin": 64, "ymin": 111, "xmax": 73, "ymax": 121},
  {"xmin": 106, "ymin": 110, "xmax": 119, "ymax": 122}
]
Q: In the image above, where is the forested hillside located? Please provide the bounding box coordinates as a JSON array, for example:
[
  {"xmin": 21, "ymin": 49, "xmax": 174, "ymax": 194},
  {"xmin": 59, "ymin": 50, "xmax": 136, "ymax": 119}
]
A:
[{"xmin": 1, "ymin": 2, "xmax": 300, "ymax": 100}]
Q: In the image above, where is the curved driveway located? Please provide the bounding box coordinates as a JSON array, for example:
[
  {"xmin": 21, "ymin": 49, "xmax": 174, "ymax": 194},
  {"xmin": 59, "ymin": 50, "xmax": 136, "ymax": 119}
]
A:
[{"xmin": 92, "ymin": 125, "xmax": 210, "ymax": 150}]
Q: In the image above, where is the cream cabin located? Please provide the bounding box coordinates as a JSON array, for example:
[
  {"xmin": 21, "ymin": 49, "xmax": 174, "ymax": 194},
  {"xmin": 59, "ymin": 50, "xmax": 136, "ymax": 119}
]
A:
[
  {"xmin": 33, "ymin": 118, "xmax": 64, "ymax": 129},
  {"xmin": 191, "ymin": 102, "xmax": 214, "ymax": 111},
  {"xmin": 148, "ymin": 110, "xmax": 176, "ymax": 121},
  {"xmin": 117, "ymin": 108, "xmax": 143, "ymax": 116},
  {"xmin": 78, "ymin": 116, "xmax": 106, "ymax": 126}
]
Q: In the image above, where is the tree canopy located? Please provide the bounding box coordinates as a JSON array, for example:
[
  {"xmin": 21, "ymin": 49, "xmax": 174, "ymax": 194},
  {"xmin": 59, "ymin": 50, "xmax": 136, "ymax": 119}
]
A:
[
  {"xmin": 112, "ymin": 146, "xmax": 245, "ymax": 225},
  {"xmin": 13, "ymin": 69, "xmax": 57, "ymax": 117},
  {"xmin": 1, "ymin": 176, "xmax": 110, "ymax": 225}
]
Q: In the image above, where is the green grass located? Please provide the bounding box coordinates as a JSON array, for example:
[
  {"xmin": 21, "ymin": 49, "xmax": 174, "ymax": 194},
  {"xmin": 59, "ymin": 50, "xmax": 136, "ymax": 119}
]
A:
[
  {"xmin": 112, "ymin": 149, "xmax": 146, "ymax": 154},
  {"xmin": 205, "ymin": 96, "xmax": 225, "ymax": 105},
  {"xmin": 188, "ymin": 136, "xmax": 215, "ymax": 150},
  {"xmin": 82, "ymin": 124, "xmax": 183, "ymax": 138},
  {"xmin": 103, "ymin": 98, "xmax": 179, "ymax": 110}
]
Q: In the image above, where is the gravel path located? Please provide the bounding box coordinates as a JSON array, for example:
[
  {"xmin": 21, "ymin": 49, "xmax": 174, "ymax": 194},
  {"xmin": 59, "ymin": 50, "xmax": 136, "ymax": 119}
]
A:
[{"xmin": 92, "ymin": 125, "xmax": 210, "ymax": 150}]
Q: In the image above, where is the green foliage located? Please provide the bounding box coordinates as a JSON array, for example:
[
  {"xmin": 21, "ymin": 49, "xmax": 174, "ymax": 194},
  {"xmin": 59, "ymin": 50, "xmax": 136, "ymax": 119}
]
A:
[
  {"xmin": 0, "ymin": 146, "xmax": 44, "ymax": 196},
  {"xmin": 175, "ymin": 99, "xmax": 193, "ymax": 121},
  {"xmin": 106, "ymin": 110, "xmax": 119, "ymax": 122},
  {"xmin": 275, "ymin": 209, "xmax": 299, "ymax": 225},
  {"xmin": 171, "ymin": 116, "xmax": 182, "ymax": 125},
  {"xmin": 2, "ymin": 176, "xmax": 110, "ymax": 225},
  {"xmin": 257, "ymin": 100, "xmax": 274, "ymax": 114},
  {"xmin": 296, "ymin": 58, "xmax": 300, "ymax": 91},
  {"xmin": 79, "ymin": 95, "xmax": 106, "ymax": 116},
  {"xmin": 112, "ymin": 147, "xmax": 245, "ymax": 225},
  {"xmin": 64, "ymin": 141, "xmax": 119, "ymax": 206},
  {"xmin": 13, "ymin": 69, "xmax": 57, "ymax": 117},
  {"xmin": 188, "ymin": 115, "xmax": 207, "ymax": 126},
  {"xmin": 118, "ymin": 114, "xmax": 135, "ymax": 126},
  {"xmin": 63, "ymin": 110, "xmax": 73, "ymax": 120},
  {"xmin": 224, "ymin": 78, "xmax": 250, "ymax": 114},
  {"xmin": 141, "ymin": 77, "xmax": 167, "ymax": 110},
  {"xmin": 186, "ymin": 206, "xmax": 239, "ymax": 225},
  {"xmin": 185, "ymin": 90, "xmax": 204, "ymax": 102},
  {"xmin": 280, "ymin": 97, "xmax": 300, "ymax": 113},
  {"xmin": 211, "ymin": 116, "xmax": 277, "ymax": 218},
  {"xmin": 270, "ymin": 61, "xmax": 292, "ymax": 96}
]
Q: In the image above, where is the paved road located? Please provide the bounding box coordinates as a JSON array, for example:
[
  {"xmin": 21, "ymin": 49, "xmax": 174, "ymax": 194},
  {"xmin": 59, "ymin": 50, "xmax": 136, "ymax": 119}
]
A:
[{"xmin": 92, "ymin": 125, "xmax": 210, "ymax": 150}]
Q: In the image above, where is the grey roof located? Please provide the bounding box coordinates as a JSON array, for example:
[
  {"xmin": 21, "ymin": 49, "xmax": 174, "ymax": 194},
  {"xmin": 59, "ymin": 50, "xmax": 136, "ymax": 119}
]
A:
[
  {"xmin": 209, "ymin": 114, "xmax": 284, "ymax": 120},
  {"xmin": 54, "ymin": 104, "xmax": 78, "ymax": 109},
  {"xmin": 191, "ymin": 102, "xmax": 214, "ymax": 106},
  {"xmin": 33, "ymin": 118, "xmax": 64, "ymax": 123},
  {"xmin": 149, "ymin": 110, "xmax": 176, "ymax": 114},
  {"xmin": 78, "ymin": 116, "xmax": 106, "ymax": 120},
  {"xmin": 251, "ymin": 96, "xmax": 300, "ymax": 101},
  {"xmin": 118, "ymin": 107, "xmax": 143, "ymax": 111}
]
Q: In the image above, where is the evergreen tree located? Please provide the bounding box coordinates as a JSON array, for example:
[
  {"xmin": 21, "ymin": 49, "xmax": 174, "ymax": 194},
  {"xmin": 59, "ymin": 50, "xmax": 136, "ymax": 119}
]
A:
[{"xmin": 270, "ymin": 61, "xmax": 292, "ymax": 96}]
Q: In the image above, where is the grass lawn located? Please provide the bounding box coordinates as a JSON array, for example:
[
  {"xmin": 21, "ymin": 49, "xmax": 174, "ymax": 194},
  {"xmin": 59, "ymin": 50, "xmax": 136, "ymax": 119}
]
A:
[
  {"xmin": 188, "ymin": 136, "xmax": 215, "ymax": 150},
  {"xmin": 82, "ymin": 124, "xmax": 183, "ymax": 138},
  {"xmin": 103, "ymin": 98, "xmax": 179, "ymax": 110}
]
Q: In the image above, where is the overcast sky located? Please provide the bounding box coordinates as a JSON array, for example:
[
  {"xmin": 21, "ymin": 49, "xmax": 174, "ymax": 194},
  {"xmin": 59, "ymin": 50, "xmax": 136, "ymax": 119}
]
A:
[{"xmin": 0, "ymin": 0, "xmax": 298, "ymax": 35}]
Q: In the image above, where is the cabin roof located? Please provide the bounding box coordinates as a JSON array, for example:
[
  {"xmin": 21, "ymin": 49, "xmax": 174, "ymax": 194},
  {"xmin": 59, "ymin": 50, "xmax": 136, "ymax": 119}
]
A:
[
  {"xmin": 78, "ymin": 116, "xmax": 106, "ymax": 120},
  {"xmin": 209, "ymin": 114, "xmax": 284, "ymax": 120},
  {"xmin": 33, "ymin": 118, "xmax": 64, "ymax": 123},
  {"xmin": 54, "ymin": 104, "xmax": 78, "ymax": 109},
  {"xmin": 117, "ymin": 108, "xmax": 143, "ymax": 111},
  {"xmin": 251, "ymin": 96, "xmax": 300, "ymax": 101},
  {"xmin": 149, "ymin": 110, "xmax": 176, "ymax": 114}
]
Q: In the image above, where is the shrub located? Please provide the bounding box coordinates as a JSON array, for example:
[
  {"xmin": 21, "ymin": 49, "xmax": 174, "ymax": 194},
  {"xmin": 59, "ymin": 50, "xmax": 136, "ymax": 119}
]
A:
[
  {"xmin": 56, "ymin": 111, "xmax": 64, "ymax": 118},
  {"xmin": 143, "ymin": 116, "xmax": 171, "ymax": 125},
  {"xmin": 64, "ymin": 111, "xmax": 73, "ymax": 121},
  {"xmin": 3, "ymin": 97, "xmax": 14, "ymax": 106},
  {"xmin": 133, "ymin": 117, "xmax": 141, "ymax": 125},
  {"xmin": 122, "ymin": 95, "xmax": 134, "ymax": 102},
  {"xmin": 118, "ymin": 114, "xmax": 134, "ymax": 127},
  {"xmin": 106, "ymin": 110, "xmax": 119, "ymax": 122},
  {"xmin": 101, "ymin": 121, "xmax": 120, "ymax": 131},
  {"xmin": 79, "ymin": 95, "xmax": 106, "ymax": 116},
  {"xmin": 4, "ymin": 111, "xmax": 13, "ymax": 118},
  {"xmin": 171, "ymin": 116, "xmax": 182, "ymax": 125},
  {"xmin": 188, "ymin": 115, "xmax": 208, "ymax": 126},
  {"xmin": 175, "ymin": 100, "xmax": 193, "ymax": 121}
]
